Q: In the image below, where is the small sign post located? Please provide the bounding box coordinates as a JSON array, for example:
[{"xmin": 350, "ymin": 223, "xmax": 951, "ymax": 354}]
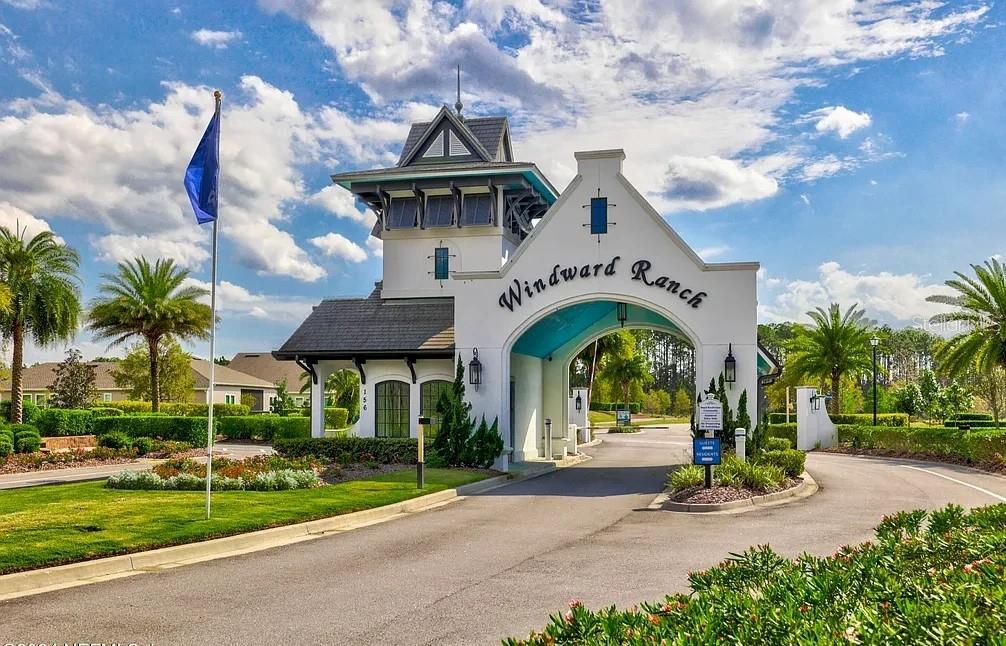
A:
[
  {"xmin": 616, "ymin": 409, "xmax": 631, "ymax": 427},
  {"xmin": 417, "ymin": 416, "xmax": 431, "ymax": 489},
  {"xmin": 696, "ymin": 397, "xmax": 723, "ymax": 488}
]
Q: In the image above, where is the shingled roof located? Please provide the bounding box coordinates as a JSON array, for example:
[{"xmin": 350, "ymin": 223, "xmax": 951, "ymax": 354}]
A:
[
  {"xmin": 397, "ymin": 116, "xmax": 508, "ymax": 166},
  {"xmin": 273, "ymin": 283, "xmax": 455, "ymax": 360}
]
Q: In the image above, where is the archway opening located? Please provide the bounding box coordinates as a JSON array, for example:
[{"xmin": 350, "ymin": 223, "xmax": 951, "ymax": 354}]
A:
[{"xmin": 507, "ymin": 300, "xmax": 696, "ymax": 461}]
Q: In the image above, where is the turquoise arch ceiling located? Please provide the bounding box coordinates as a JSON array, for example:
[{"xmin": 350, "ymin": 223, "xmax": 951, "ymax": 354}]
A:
[{"xmin": 511, "ymin": 301, "xmax": 684, "ymax": 359}]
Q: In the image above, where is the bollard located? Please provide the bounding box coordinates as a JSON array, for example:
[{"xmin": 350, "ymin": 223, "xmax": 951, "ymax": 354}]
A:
[
  {"xmin": 417, "ymin": 416, "xmax": 431, "ymax": 489},
  {"xmin": 735, "ymin": 427, "xmax": 747, "ymax": 462}
]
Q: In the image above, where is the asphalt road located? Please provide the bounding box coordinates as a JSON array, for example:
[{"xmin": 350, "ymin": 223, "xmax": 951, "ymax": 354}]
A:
[{"xmin": 3, "ymin": 426, "xmax": 1006, "ymax": 646}]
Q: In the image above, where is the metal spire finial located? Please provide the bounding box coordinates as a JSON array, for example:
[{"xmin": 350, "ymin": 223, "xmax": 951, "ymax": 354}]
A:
[{"xmin": 454, "ymin": 65, "xmax": 463, "ymax": 117}]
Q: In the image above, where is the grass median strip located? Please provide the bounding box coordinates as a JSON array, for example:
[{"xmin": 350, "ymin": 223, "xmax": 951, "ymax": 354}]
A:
[{"xmin": 0, "ymin": 468, "xmax": 488, "ymax": 575}]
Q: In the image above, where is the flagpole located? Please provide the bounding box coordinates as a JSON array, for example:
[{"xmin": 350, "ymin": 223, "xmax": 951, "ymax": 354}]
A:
[{"xmin": 205, "ymin": 90, "xmax": 221, "ymax": 521}]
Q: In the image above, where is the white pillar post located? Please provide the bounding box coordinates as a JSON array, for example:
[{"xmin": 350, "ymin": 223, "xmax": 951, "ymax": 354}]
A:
[
  {"xmin": 310, "ymin": 364, "xmax": 330, "ymax": 439},
  {"xmin": 735, "ymin": 427, "xmax": 746, "ymax": 461}
]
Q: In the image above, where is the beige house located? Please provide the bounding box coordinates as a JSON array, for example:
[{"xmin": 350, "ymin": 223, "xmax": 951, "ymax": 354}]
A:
[
  {"xmin": 227, "ymin": 352, "xmax": 309, "ymax": 407},
  {"xmin": 1, "ymin": 359, "xmax": 277, "ymax": 412}
]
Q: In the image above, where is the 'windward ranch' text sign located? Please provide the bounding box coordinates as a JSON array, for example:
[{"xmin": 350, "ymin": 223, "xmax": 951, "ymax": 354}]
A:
[{"xmin": 497, "ymin": 256, "xmax": 707, "ymax": 311}]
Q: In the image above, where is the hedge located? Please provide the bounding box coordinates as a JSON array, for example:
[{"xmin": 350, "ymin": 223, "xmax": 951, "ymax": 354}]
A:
[
  {"xmin": 766, "ymin": 423, "xmax": 796, "ymax": 448},
  {"xmin": 217, "ymin": 416, "xmax": 310, "ymax": 442},
  {"xmin": 91, "ymin": 416, "xmax": 211, "ymax": 447},
  {"xmin": 91, "ymin": 401, "xmax": 251, "ymax": 416},
  {"xmin": 324, "ymin": 407, "xmax": 349, "ymax": 429},
  {"xmin": 34, "ymin": 409, "xmax": 94, "ymax": 437},
  {"xmin": 0, "ymin": 400, "xmax": 39, "ymax": 423},
  {"xmin": 950, "ymin": 413, "xmax": 994, "ymax": 422},
  {"xmin": 767, "ymin": 412, "xmax": 908, "ymax": 426},
  {"xmin": 838, "ymin": 424, "xmax": 1006, "ymax": 464},
  {"xmin": 507, "ymin": 504, "xmax": 1006, "ymax": 644},
  {"xmin": 945, "ymin": 420, "xmax": 1001, "ymax": 428},
  {"xmin": 274, "ymin": 437, "xmax": 423, "ymax": 464},
  {"xmin": 588, "ymin": 402, "xmax": 642, "ymax": 413}
]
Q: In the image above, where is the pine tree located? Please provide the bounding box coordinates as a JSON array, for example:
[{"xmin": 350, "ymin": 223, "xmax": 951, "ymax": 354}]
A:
[
  {"xmin": 735, "ymin": 389, "xmax": 752, "ymax": 453},
  {"xmin": 433, "ymin": 356, "xmax": 474, "ymax": 466},
  {"xmin": 466, "ymin": 415, "xmax": 503, "ymax": 468}
]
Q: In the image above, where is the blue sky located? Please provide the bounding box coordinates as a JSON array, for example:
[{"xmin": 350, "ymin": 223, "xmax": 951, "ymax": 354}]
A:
[{"xmin": 0, "ymin": 0, "xmax": 1002, "ymax": 363}]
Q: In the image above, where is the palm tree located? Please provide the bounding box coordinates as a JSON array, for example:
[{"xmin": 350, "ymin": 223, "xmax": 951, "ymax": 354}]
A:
[
  {"xmin": 786, "ymin": 303, "xmax": 873, "ymax": 414},
  {"xmin": 0, "ymin": 227, "xmax": 82, "ymax": 423},
  {"xmin": 927, "ymin": 258, "xmax": 1006, "ymax": 425},
  {"xmin": 600, "ymin": 352, "xmax": 650, "ymax": 411},
  {"xmin": 86, "ymin": 257, "xmax": 212, "ymax": 412}
]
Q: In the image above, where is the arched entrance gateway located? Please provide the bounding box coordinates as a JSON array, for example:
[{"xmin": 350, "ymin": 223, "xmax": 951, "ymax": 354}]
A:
[{"xmin": 274, "ymin": 106, "xmax": 764, "ymax": 471}]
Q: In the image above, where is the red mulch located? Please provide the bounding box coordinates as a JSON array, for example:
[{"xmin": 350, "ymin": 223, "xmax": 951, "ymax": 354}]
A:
[
  {"xmin": 669, "ymin": 477, "xmax": 802, "ymax": 505},
  {"xmin": 0, "ymin": 454, "xmax": 138, "ymax": 475}
]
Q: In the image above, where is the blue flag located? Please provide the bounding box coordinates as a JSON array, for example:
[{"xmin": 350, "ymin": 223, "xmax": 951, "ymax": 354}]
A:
[{"xmin": 184, "ymin": 110, "xmax": 220, "ymax": 224}]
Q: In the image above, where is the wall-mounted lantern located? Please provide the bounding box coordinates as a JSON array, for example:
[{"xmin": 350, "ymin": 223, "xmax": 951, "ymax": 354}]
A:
[
  {"xmin": 469, "ymin": 348, "xmax": 482, "ymax": 390},
  {"xmin": 617, "ymin": 302, "xmax": 628, "ymax": 327},
  {"xmin": 724, "ymin": 344, "xmax": 736, "ymax": 384},
  {"xmin": 812, "ymin": 394, "xmax": 821, "ymax": 411},
  {"xmin": 575, "ymin": 392, "xmax": 583, "ymax": 412}
]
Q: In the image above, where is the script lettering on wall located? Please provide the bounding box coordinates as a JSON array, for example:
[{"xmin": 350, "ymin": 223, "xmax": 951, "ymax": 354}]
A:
[{"xmin": 497, "ymin": 256, "xmax": 707, "ymax": 311}]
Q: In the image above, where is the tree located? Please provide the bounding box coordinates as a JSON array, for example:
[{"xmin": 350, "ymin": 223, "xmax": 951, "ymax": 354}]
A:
[
  {"xmin": 786, "ymin": 303, "xmax": 874, "ymax": 414},
  {"xmin": 271, "ymin": 378, "xmax": 296, "ymax": 415},
  {"xmin": 214, "ymin": 355, "xmax": 230, "ymax": 366},
  {"xmin": 49, "ymin": 349, "xmax": 97, "ymax": 408},
  {"xmin": 573, "ymin": 332, "xmax": 630, "ymax": 411},
  {"xmin": 672, "ymin": 387, "xmax": 692, "ymax": 417},
  {"xmin": 113, "ymin": 340, "xmax": 195, "ymax": 402},
  {"xmin": 600, "ymin": 350, "xmax": 650, "ymax": 409},
  {"xmin": 0, "ymin": 227, "xmax": 82, "ymax": 422},
  {"xmin": 433, "ymin": 356, "xmax": 474, "ymax": 466},
  {"xmin": 300, "ymin": 368, "xmax": 361, "ymax": 421},
  {"xmin": 927, "ymin": 258, "xmax": 1006, "ymax": 426},
  {"xmin": 86, "ymin": 257, "xmax": 211, "ymax": 412}
]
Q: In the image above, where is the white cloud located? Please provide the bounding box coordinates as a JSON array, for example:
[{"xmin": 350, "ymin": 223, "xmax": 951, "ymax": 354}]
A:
[
  {"xmin": 1, "ymin": 0, "xmax": 40, "ymax": 8},
  {"xmin": 955, "ymin": 111, "xmax": 970, "ymax": 124},
  {"xmin": 191, "ymin": 29, "xmax": 242, "ymax": 49},
  {"xmin": 310, "ymin": 232, "xmax": 368, "ymax": 263},
  {"xmin": 697, "ymin": 245, "xmax": 729, "ymax": 260},
  {"xmin": 184, "ymin": 278, "xmax": 315, "ymax": 322},
  {"xmin": 662, "ymin": 155, "xmax": 778, "ymax": 210},
  {"xmin": 0, "ymin": 202, "xmax": 63, "ymax": 243},
  {"xmin": 801, "ymin": 154, "xmax": 848, "ymax": 181},
  {"xmin": 91, "ymin": 232, "xmax": 209, "ymax": 268},
  {"xmin": 0, "ymin": 76, "xmax": 410, "ymax": 282},
  {"xmin": 308, "ymin": 185, "xmax": 376, "ymax": 228},
  {"xmin": 812, "ymin": 105, "xmax": 871, "ymax": 139},
  {"xmin": 366, "ymin": 235, "xmax": 383, "ymax": 258},
  {"xmin": 759, "ymin": 261, "xmax": 955, "ymax": 326}
]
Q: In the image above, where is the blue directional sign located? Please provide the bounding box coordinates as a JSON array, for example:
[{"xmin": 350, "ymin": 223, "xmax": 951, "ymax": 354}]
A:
[{"xmin": 692, "ymin": 438, "xmax": 721, "ymax": 465}]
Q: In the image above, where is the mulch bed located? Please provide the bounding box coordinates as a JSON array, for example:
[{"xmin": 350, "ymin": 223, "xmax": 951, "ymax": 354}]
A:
[
  {"xmin": 822, "ymin": 446, "xmax": 1006, "ymax": 475},
  {"xmin": 669, "ymin": 477, "xmax": 802, "ymax": 505},
  {"xmin": 0, "ymin": 454, "xmax": 138, "ymax": 476}
]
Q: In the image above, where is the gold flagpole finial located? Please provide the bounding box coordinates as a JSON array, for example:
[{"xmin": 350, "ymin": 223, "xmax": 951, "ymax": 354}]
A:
[{"xmin": 213, "ymin": 89, "xmax": 222, "ymax": 104}]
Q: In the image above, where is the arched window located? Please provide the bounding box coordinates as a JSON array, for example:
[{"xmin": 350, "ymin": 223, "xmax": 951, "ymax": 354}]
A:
[
  {"xmin": 419, "ymin": 380, "xmax": 451, "ymax": 437},
  {"xmin": 375, "ymin": 380, "xmax": 410, "ymax": 438}
]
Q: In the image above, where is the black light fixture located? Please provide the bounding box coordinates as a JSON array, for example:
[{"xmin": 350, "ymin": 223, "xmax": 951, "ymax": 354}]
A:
[
  {"xmin": 575, "ymin": 392, "xmax": 583, "ymax": 412},
  {"xmin": 616, "ymin": 302, "xmax": 628, "ymax": 327},
  {"xmin": 812, "ymin": 394, "xmax": 821, "ymax": 412},
  {"xmin": 724, "ymin": 344, "xmax": 736, "ymax": 384},
  {"xmin": 468, "ymin": 348, "xmax": 482, "ymax": 390}
]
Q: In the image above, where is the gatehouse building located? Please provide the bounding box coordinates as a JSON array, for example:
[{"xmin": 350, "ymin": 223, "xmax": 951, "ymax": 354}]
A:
[{"xmin": 274, "ymin": 103, "xmax": 776, "ymax": 469}]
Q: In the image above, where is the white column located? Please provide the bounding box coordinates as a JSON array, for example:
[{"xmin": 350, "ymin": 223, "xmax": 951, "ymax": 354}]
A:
[{"xmin": 310, "ymin": 363, "xmax": 331, "ymax": 439}]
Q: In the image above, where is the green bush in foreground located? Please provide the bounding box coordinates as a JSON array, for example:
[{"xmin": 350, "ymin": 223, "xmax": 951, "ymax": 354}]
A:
[
  {"xmin": 92, "ymin": 415, "xmax": 210, "ymax": 447},
  {"xmin": 668, "ymin": 465, "xmax": 704, "ymax": 490},
  {"xmin": 838, "ymin": 424, "xmax": 1006, "ymax": 464},
  {"xmin": 275, "ymin": 436, "xmax": 424, "ymax": 464},
  {"xmin": 756, "ymin": 449, "xmax": 806, "ymax": 478},
  {"xmin": 105, "ymin": 468, "xmax": 320, "ymax": 491},
  {"xmin": 217, "ymin": 415, "xmax": 309, "ymax": 442},
  {"xmin": 506, "ymin": 503, "xmax": 1006, "ymax": 645},
  {"xmin": 764, "ymin": 436, "xmax": 792, "ymax": 451}
]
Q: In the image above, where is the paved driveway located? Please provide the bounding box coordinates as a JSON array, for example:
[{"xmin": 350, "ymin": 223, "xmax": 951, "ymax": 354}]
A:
[{"xmin": 3, "ymin": 426, "xmax": 1005, "ymax": 645}]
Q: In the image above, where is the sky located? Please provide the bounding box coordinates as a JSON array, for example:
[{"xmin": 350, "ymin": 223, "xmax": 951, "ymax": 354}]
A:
[{"xmin": 0, "ymin": 0, "xmax": 1002, "ymax": 364}]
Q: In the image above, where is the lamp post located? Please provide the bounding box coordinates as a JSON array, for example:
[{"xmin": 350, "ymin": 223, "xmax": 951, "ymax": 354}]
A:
[
  {"xmin": 575, "ymin": 392, "xmax": 582, "ymax": 412},
  {"xmin": 870, "ymin": 336, "xmax": 879, "ymax": 426},
  {"xmin": 724, "ymin": 344, "xmax": 736, "ymax": 385}
]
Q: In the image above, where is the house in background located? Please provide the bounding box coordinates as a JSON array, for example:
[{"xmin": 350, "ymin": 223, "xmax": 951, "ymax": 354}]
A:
[
  {"xmin": 228, "ymin": 352, "xmax": 311, "ymax": 407},
  {"xmin": 1, "ymin": 359, "xmax": 278, "ymax": 412}
]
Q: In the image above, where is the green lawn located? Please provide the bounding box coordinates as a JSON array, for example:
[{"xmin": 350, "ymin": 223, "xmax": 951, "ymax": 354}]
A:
[
  {"xmin": 588, "ymin": 411, "xmax": 688, "ymax": 426},
  {"xmin": 0, "ymin": 468, "xmax": 488, "ymax": 575}
]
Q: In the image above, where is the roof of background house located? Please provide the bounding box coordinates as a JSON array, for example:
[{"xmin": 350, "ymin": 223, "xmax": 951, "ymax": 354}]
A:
[
  {"xmin": 274, "ymin": 283, "xmax": 455, "ymax": 360},
  {"xmin": 0, "ymin": 362, "xmax": 123, "ymax": 391},
  {"xmin": 397, "ymin": 115, "xmax": 508, "ymax": 166},
  {"xmin": 228, "ymin": 352, "xmax": 304, "ymax": 388},
  {"xmin": 190, "ymin": 359, "xmax": 275, "ymax": 389}
]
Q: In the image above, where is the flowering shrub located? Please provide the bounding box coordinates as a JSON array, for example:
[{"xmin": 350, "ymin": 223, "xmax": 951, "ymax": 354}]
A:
[
  {"xmin": 153, "ymin": 455, "xmax": 318, "ymax": 479},
  {"xmin": 106, "ymin": 467, "xmax": 321, "ymax": 491},
  {"xmin": 506, "ymin": 504, "xmax": 1006, "ymax": 644}
]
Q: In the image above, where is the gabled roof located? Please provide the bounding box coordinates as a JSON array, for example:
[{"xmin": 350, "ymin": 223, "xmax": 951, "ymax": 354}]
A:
[
  {"xmin": 229, "ymin": 352, "xmax": 304, "ymax": 388},
  {"xmin": 273, "ymin": 283, "xmax": 455, "ymax": 360},
  {"xmin": 190, "ymin": 359, "xmax": 276, "ymax": 389},
  {"xmin": 397, "ymin": 107, "xmax": 509, "ymax": 166},
  {"xmin": 0, "ymin": 362, "xmax": 124, "ymax": 391}
]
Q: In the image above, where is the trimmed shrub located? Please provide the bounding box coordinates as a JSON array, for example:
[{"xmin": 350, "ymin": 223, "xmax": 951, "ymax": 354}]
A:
[
  {"xmin": 950, "ymin": 413, "xmax": 994, "ymax": 422},
  {"xmin": 98, "ymin": 431, "xmax": 131, "ymax": 450},
  {"xmin": 668, "ymin": 464, "xmax": 704, "ymax": 491},
  {"xmin": 766, "ymin": 423, "xmax": 797, "ymax": 448},
  {"xmin": 764, "ymin": 436, "xmax": 792, "ymax": 451},
  {"xmin": 92, "ymin": 416, "xmax": 211, "ymax": 447},
  {"xmin": 92, "ymin": 400, "xmax": 152, "ymax": 414},
  {"xmin": 945, "ymin": 420, "xmax": 1001, "ymax": 429},
  {"xmin": 836, "ymin": 424, "xmax": 1006, "ymax": 463},
  {"xmin": 34, "ymin": 408, "xmax": 94, "ymax": 437},
  {"xmin": 274, "ymin": 436, "xmax": 422, "ymax": 464},
  {"xmin": 758, "ymin": 449, "xmax": 805, "ymax": 478},
  {"xmin": 0, "ymin": 438, "xmax": 13, "ymax": 458},
  {"xmin": 132, "ymin": 436, "xmax": 153, "ymax": 455},
  {"xmin": 13, "ymin": 426, "xmax": 41, "ymax": 453},
  {"xmin": 217, "ymin": 415, "xmax": 310, "ymax": 442},
  {"xmin": 90, "ymin": 407, "xmax": 123, "ymax": 417},
  {"xmin": 324, "ymin": 407, "xmax": 349, "ymax": 430},
  {"xmin": 767, "ymin": 412, "xmax": 909, "ymax": 427},
  {"xmin": 0, "ymin": 400, "xmax": 39, "ymax": 424},
  {"xmin": 91, "ymin": 401, "xmax": 250, "ymax": 417}
]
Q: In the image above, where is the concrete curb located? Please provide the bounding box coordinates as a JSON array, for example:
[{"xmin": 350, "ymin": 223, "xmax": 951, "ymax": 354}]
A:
[
  {"xmin": 649, "ymin": 471, "xmax": 818, "ymax": 514},
  {"xmin": 0, "ymin": 461, "xmax": 586, "ymax": 602}
]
